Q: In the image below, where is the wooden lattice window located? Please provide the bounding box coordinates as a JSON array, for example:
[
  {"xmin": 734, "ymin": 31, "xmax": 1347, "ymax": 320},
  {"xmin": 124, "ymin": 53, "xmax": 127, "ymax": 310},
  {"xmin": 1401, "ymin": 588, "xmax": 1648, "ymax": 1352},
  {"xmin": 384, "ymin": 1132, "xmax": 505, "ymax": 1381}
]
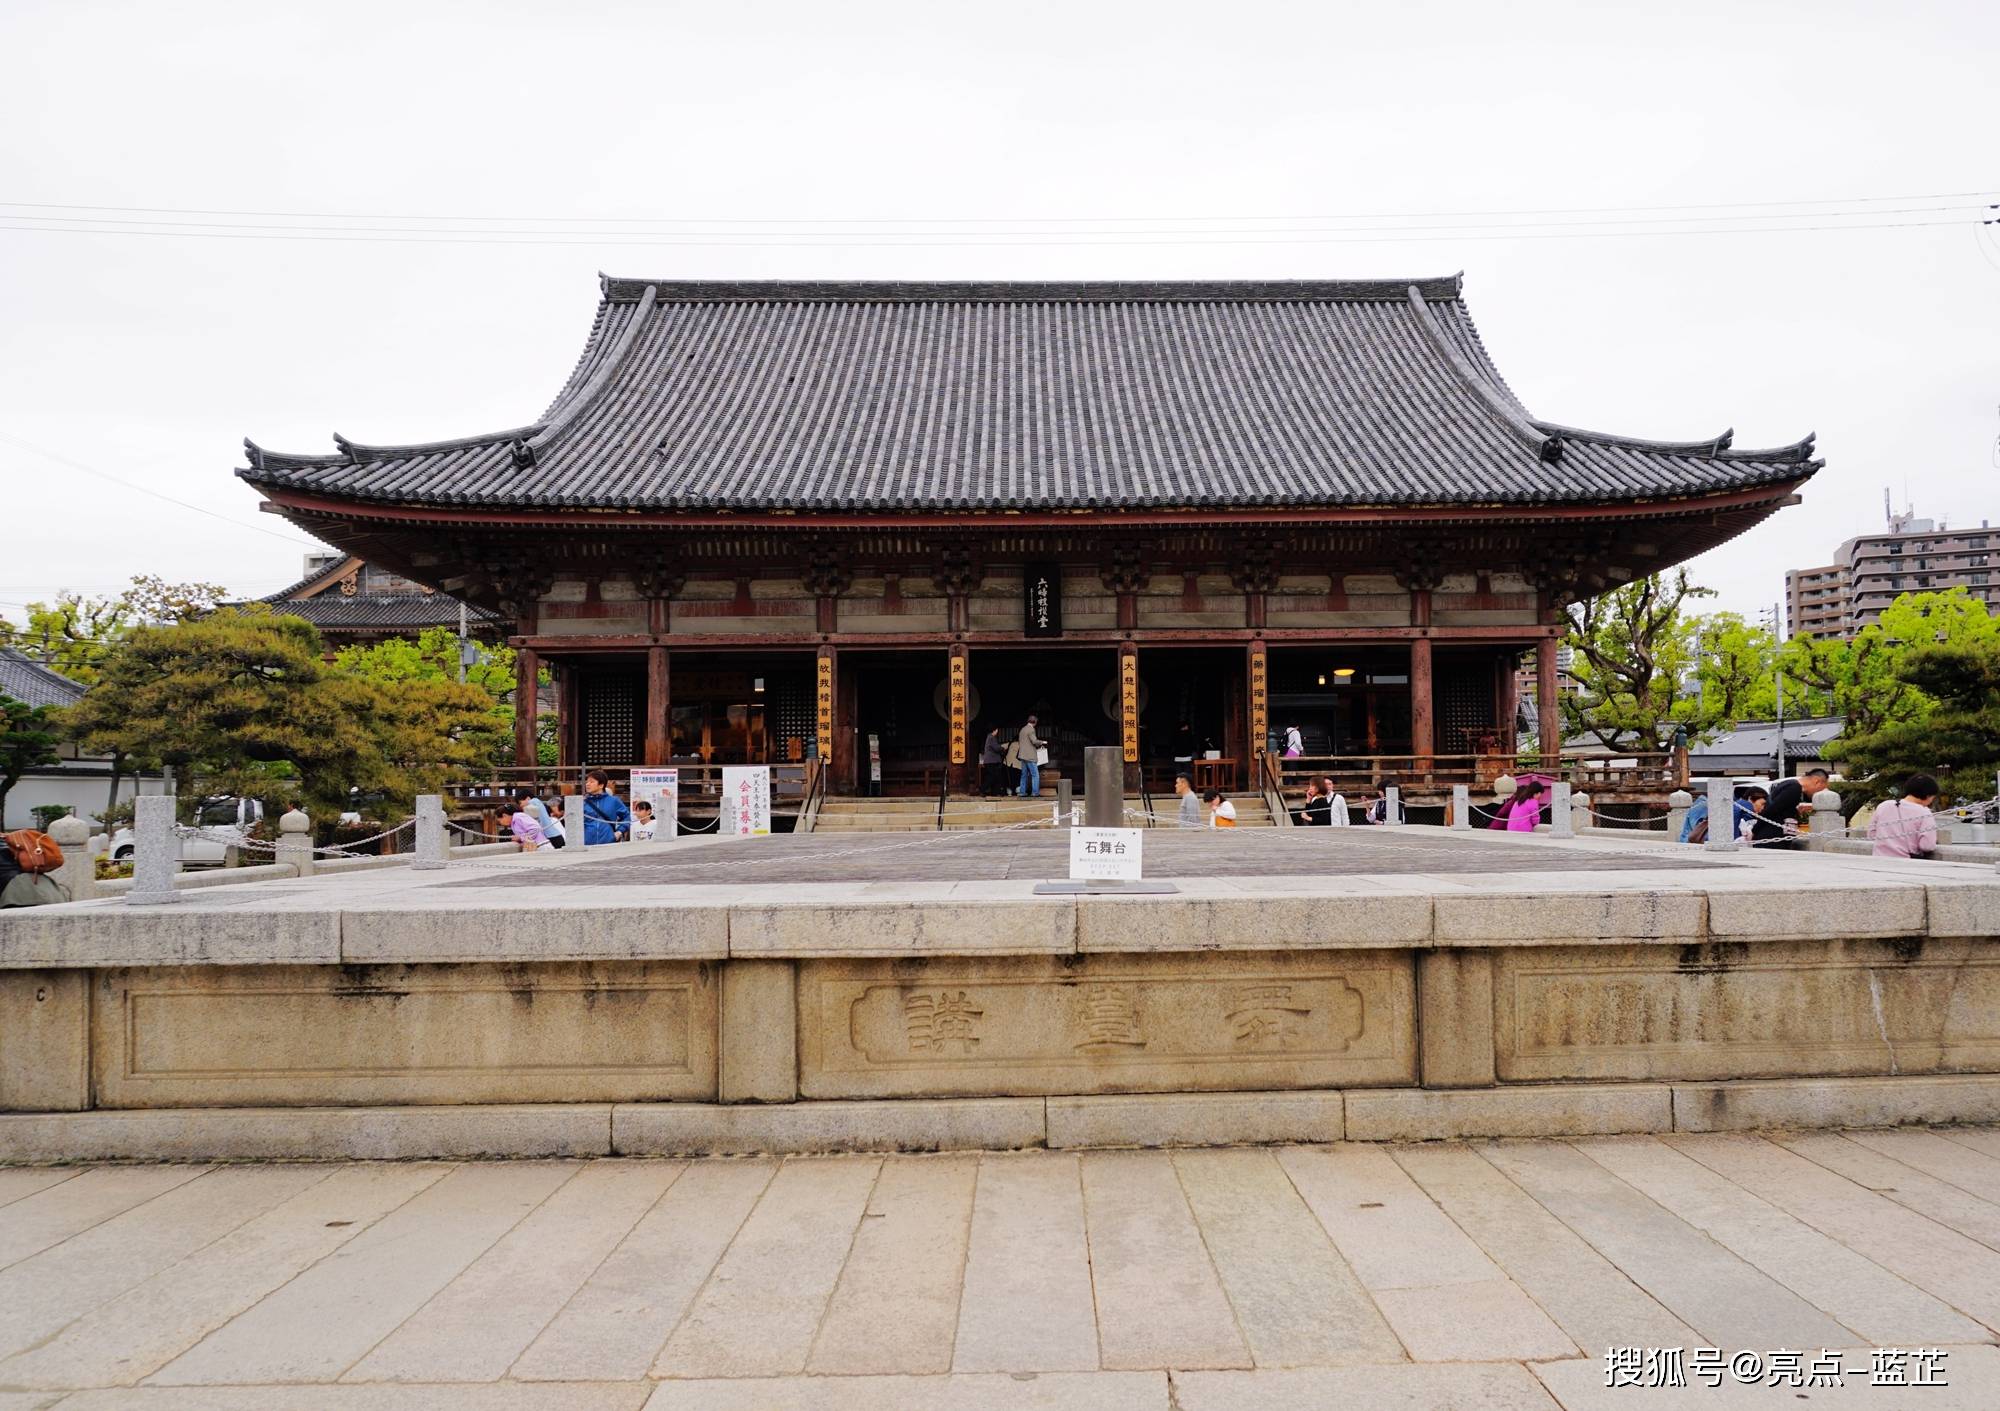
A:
[{"xmin": 582, "ymin": 672, "xmax": 643, "ymax": 764}]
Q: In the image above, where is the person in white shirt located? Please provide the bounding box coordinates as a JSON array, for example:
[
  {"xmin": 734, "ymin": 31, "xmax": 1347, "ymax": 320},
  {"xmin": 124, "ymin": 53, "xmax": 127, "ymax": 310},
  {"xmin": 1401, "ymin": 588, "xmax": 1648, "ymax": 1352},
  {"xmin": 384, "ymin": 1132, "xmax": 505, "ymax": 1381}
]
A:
[
  {"xmin": 1205, "ymin": 790, "xmax": 1237, "ymax": 828},
  {"xmin": 631, "ymin": 800, "xmax": 658, "ymax": 841}
]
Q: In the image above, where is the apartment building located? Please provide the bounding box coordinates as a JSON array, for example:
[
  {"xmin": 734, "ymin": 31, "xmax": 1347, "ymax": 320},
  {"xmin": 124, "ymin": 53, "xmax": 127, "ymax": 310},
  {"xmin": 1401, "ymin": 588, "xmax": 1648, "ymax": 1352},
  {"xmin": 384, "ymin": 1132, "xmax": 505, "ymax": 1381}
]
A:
[
  {"xmin": 1784, "ymin": 562, "xmax": 1847, "ymax": 639},
  {"xmin": 1786, "ymin": 504, "xmax": 1998, "ymax": 638}
]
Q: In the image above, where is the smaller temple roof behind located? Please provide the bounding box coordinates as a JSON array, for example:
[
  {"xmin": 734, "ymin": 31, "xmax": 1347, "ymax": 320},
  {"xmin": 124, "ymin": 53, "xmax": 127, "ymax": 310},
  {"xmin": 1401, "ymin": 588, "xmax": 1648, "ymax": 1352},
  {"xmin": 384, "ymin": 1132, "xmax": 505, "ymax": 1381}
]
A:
[
  {"xmin": 257, "ymin": 554, "xmax": 505, "ymax": 637},
  {"xmin": 240, "ymin": 276, "xmax": 1819, "ymax": 515},
  {"xmin": 0, "ymin": 648, "xmax": 86, "ymax": 709}
]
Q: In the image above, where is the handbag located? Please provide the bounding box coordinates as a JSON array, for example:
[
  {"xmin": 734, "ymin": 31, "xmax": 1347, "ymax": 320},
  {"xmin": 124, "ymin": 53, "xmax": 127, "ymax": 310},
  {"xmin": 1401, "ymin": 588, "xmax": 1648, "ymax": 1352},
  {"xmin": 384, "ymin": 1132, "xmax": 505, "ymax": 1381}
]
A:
[{"xmin": 1035, "ymin": 747, "xmax": 1050, "ymax": 766}]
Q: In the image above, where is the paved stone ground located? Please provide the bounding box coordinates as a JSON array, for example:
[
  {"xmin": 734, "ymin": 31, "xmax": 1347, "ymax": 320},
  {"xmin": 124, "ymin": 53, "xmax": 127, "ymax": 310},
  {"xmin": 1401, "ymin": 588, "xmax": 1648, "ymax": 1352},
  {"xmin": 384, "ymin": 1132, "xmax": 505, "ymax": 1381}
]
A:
[
  {"xmin": 459, "ymin": 829, "xmax": 1722, "ymax": 886},
  {"xmin": 2, "ymin": 1131, "xmax": 1998, "ymax": 1408}
]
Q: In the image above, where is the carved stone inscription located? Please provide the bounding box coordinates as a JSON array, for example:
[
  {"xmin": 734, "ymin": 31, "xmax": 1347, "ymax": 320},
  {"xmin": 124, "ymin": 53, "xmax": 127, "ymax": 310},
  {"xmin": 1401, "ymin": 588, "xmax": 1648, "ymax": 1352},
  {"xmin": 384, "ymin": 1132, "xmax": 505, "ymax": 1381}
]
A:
[
  {"xmin": 1494, "ymin": 939, "xmax": 2000, "ymax": 1083},
  {"xmin": 94, "ymin": 961, "xmax": 718, "ymax": 1108},
  {"xmin": 802, "ymin": 952, "xmax": 1412, "ymax": 1099}
]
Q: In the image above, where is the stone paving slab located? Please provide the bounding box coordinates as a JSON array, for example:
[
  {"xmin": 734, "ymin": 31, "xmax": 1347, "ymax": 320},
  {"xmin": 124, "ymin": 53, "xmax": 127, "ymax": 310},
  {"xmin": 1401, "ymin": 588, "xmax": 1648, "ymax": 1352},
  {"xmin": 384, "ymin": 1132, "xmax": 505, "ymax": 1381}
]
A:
[{"xmin": 1, "ymin": 1135, "xmax": 1997, "ymax": 1405}]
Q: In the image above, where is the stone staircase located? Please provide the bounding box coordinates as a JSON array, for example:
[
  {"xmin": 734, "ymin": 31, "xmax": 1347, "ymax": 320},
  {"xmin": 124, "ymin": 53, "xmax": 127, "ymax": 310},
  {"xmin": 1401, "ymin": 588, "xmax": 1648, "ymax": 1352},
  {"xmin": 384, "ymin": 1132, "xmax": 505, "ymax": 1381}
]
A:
[{"xmin": 809, "ymin": 793, "xmax": 1275, "ymax": 833}]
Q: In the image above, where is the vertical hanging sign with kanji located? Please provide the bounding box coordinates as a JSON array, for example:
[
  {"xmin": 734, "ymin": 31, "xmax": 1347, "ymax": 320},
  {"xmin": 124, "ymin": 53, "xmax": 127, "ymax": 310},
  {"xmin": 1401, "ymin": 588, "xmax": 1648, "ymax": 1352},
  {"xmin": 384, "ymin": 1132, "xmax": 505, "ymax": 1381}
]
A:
[
  {"xmin": 1120, "ymin": 651, "xmax": 1139, "ymax": 763},
  {"xmin": 1023, "ymin": 563, "xmax": 1062, "ymax": 638},
  {"xmin": 1249, "ymin": 644, "xmax": 1269, "ymax": 757},
  {"xmin": 948, "ymin": 652, "xmax": 968, "ymax": 765},
  {"xmin": 816, "ymin": 651, "xmax": 834, "ymax": 763}
]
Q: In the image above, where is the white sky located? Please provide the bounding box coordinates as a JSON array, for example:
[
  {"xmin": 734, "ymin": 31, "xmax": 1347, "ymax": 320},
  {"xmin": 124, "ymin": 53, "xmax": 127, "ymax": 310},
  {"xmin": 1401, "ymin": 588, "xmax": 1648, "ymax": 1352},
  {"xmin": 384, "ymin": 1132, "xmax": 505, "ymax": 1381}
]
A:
[{"xmin": 3, "ymin": 0, "xmax": 1997, "ymax": 628}]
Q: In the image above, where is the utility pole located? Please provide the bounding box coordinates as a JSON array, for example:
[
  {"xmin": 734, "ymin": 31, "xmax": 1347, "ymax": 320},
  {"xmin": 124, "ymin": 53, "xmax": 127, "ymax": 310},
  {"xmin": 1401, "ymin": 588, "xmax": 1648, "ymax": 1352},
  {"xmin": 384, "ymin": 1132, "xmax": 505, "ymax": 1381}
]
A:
[
  {"xmin": 456, "ymin": 601, "xmax": 469, "ymax": 684},
  {"xmin": 1767, "ymin": 600, "xmax": 1786, "ymax": 778}
]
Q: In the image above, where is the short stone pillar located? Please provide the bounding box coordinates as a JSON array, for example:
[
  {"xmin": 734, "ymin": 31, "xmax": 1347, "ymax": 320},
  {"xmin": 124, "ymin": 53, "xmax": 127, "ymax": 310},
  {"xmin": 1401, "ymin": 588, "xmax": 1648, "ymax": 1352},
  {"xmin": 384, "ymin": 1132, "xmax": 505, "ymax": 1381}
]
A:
[
  {"xmin": 412, "ymin": 794, "xmax": 447, "ymax": 871},
  {"xmin": 1570, "ymin": 790, "xmax": 1592, "ymax": 834},
  {"xmin": 1549, "ymin": 781, "xmax": 1573, "ymax": 837},
  {"xmin": 277, "ymin": 808, "xmax": 315, "ymax": 878},
  {"xmin": 1083, "ymin": 747, "xmax": 1122, "ymax": 829},
  {"xmin": 1806, "ymin": 787, "xmax": 1843, "ymax": 847},
  {"xmin": 126, "ymin": 794, "xmax": 180, "ymax": 906},
  {"xmin": 1666, "ymin": 789, "xmax": 1693, "ymax": 842},
  {"xmin": 1450, "ymin": 783, "xmax": 1470, "ymax": 829},
  {"xmin": 1383, "ymin": 785, "xmax": 1403, "ymax": 826},
  {"xmin": 1704, "ymin": 776, "xmax": 1737, "ymax": 852},
  {"xmin": 563, "ymin": 794, "xmax": 585, "ymax": 850},
  {"xmin": 1055, "ymin": 777, "xmax": 1074, "ymax": 827},
  {"xmin": 48, "ymin": 814, "xmax": 95, "ymax": 902}
]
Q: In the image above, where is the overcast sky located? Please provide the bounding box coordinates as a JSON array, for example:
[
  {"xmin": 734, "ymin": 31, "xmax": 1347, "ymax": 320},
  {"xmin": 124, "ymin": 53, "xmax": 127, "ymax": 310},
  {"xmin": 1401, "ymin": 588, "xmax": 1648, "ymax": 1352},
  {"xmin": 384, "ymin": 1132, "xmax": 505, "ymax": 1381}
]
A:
[{"xmin": 3, "ymin": 0, "xmax": 1997, "ymax": 631}]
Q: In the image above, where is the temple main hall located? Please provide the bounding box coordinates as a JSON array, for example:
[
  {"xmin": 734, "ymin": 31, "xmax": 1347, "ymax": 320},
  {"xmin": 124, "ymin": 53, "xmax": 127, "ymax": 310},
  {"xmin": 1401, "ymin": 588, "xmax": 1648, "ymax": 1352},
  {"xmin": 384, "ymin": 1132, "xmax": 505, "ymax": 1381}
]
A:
[{"xmin": 238, "ymin": 276, "xmax": 1819, "ymax": 800}]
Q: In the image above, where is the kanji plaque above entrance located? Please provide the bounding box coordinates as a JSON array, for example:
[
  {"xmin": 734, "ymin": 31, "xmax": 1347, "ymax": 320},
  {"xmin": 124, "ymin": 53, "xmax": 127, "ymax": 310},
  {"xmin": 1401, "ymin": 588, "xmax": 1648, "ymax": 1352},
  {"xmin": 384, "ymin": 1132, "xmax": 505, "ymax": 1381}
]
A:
[{"xmin": 1024, "ymin": 564, "xmax": 1062, "ymax": 638}]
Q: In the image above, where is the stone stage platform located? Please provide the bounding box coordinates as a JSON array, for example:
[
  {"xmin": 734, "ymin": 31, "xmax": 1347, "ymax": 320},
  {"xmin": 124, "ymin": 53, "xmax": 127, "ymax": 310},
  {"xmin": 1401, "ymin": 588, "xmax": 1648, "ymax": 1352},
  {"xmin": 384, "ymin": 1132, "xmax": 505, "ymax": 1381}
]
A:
[{"xmin": 3, "ymin": 827, "xmax": 1999, "ymax": 1162}]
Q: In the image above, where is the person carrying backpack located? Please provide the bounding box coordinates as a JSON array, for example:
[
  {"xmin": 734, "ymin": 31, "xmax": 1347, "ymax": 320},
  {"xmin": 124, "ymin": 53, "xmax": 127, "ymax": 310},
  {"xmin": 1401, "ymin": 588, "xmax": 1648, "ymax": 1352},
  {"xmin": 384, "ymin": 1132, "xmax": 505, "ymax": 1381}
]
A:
[{"xmin": 1, "ymin": 828, "xmax": 72, "ymax": 907}]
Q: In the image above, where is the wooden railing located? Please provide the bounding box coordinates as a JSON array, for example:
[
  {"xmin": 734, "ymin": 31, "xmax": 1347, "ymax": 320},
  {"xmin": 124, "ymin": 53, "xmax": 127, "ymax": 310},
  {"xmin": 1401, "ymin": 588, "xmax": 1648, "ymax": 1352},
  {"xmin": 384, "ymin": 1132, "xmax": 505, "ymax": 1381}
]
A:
[{"xmin": 1260, "ymin": 752, "xmax": 1294, "ymax": 828}]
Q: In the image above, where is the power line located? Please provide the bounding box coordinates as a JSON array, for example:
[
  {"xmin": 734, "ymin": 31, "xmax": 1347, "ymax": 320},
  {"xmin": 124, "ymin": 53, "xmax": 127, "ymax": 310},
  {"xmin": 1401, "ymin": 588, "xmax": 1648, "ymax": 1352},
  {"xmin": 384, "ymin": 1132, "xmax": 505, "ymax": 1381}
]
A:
[
  {"xmin": 0, "ymin": 216, "xmax": 1982, "ymax": 250},
  {"xmin": 0, "ymin": 432, "xmax": 327, "ymax": 549},
  {"xmin": 1, "ymin": 186, "xmax": 1993, "ymax": 225},
  {"xmin": 0, "ymin": 201, "xmax": 1987, "ymax": 241}
]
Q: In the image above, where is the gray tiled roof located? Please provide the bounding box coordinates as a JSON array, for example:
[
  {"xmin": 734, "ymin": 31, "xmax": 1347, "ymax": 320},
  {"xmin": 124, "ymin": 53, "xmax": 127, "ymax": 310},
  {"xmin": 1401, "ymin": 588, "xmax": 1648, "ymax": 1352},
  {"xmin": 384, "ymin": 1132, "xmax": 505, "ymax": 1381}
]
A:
[
  {"xmin": 264, "ymin": 594, "xmax": 503, "ymax": 632},
  {"xmin": 0, "ymin": 648, "xmax": 85, "ymax": 708},
  {"xmin": 240, "ymin": 276, "xmax": 1819, "ymax": 513}
]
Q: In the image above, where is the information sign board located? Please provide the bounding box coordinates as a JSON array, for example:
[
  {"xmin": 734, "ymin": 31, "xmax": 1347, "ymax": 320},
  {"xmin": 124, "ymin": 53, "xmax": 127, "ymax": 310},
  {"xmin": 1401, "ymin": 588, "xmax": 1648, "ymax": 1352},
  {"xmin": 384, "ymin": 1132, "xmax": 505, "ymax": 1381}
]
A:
[
  {"xmin": 1069, "ymin": 827, "xmax": 1142, "ymax": 881},
  {"xmin": 720, "ymin": 765, "xmax": 772, "ymax": 836},
  {"xmin": 628, "ymin": 767, "xmax": 680, "ymax": 839}
]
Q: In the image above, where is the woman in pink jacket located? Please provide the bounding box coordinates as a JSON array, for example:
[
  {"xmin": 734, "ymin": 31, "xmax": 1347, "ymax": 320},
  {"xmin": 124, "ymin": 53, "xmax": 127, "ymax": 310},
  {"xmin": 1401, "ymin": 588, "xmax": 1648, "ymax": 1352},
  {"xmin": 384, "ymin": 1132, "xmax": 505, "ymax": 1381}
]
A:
[{"xmin": 1489, "ymin": 780, "xmax": 1546, "ymax": 831}]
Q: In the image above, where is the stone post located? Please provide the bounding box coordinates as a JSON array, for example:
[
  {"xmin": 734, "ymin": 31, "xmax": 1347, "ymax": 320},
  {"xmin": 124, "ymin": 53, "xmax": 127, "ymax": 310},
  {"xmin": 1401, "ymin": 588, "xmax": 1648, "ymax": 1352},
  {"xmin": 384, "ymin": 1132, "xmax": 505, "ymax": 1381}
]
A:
[
  {"xmin": 412, "ymin": 794, "xmax": 447, "ymax": 871},
  {"xmin": 1806, "ymin": 788, "xmax": 1843, "ymax": 851},
  {"xmin": 1083, "ymin": 746, "xmax": 1122, "ymax": 829},
  {"xmin": 1055, "ymin": 777, "xmax": 1074, "ymax": 827},
  {"xmin": 1705, "ymin": 776, "xmax": 1737, "ymax": 852},
  {"xmin": 48, "ymin": 814, "xmax": 94, "ymax": 902},
  {"xmin": 277, "ymin": 808, "xmax": 315, "ymax": 878},
  {"xmin": 1666, "ymin": 789, "xmax": 1693, "ymax": 842},
  {"xmin": 1383, "ymin": 785, "xmax": 1403, "ymax": 826},
  {"xmin": 126, "ymin": 794, "xmax": 180, "ymax": 906},
  {"xmin": 564, "ymin": 794, "xmax": 585, "ymax": 850},
  {"xmin": 1450, "ymin": 783, "xmax": 1469, "ymax": 829},
  {"xmin": 1570, "ymin": 789, "xmax": 1592, "ymax": 834},
  {"xmin": 1549, "ymin": 781, "xmax": 1573, "ymax": 837}
]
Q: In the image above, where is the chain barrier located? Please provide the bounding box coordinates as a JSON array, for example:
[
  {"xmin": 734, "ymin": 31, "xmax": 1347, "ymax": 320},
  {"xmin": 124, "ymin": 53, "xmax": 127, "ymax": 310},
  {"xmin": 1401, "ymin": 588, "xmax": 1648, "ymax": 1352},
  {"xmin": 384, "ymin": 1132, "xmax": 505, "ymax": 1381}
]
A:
[
  {"xmin": 171, "ymin": 817, "xmax": 417, "ymax": 860},
  {"xmin": 1569, "ymin": 794, "xmax": 2000, "ymax": 848}
]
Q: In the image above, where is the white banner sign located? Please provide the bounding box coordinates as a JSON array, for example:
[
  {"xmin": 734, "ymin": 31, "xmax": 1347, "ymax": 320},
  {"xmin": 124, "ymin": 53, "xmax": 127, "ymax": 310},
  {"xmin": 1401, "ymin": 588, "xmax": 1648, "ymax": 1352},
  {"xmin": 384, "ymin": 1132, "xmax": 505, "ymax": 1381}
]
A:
[
  {"xmin": 1069, "ymin": 827, "xmax": 1142, "ymax": 881},
  {"xmin": 628, "ymin": 768, "xmax": 679, "ymax": 840},
  {"xmin": 721, "ymin": 765, "xmax": 772, "ymax": 836}
]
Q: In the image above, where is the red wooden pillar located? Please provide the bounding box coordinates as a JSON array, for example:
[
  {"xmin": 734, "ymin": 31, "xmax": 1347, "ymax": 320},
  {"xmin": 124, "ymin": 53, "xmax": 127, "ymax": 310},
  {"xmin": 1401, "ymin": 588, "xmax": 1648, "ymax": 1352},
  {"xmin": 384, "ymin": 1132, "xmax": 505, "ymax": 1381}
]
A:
[
  {"xmin": 643, "ymin": 646, "xmax": 671, "ymax": 766},
  {"xmin": 1537, "ymin": 639, "xmax": 1561, "ymax": 769},
  {"xmin": 1410, "ymin": 636, "xmax": 1435, "ymax": 775},
  {"xmin": 513, "ymin": 647, "xmax": 540, "ymax": 768},
  {"xmin": 1496, "ymin": 651, "xmax": 1520, "ymax": 752},
  {"xmin": 558, "ymin": 665, "xmax": 581, "ymax": 771}
]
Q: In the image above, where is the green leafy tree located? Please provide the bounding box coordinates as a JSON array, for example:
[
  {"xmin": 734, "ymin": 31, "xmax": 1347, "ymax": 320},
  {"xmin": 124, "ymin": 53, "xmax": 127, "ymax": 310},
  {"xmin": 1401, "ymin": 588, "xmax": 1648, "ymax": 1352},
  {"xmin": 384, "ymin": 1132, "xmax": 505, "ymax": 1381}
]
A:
[
  {"xmin": 1835, "ymin": 638, "xmax": 2000, "ymax": 806},
  {"xmin": 0, "ymin": 575, "xmax": 226, "ymax": 686},
  {"xmin": 332, "ymin": 626, "xmax": 539, "ymax": 768},
  {"xmin": 1561, "ymin": 572, "xmax": 1788, "ymax": 749},
  {"xmin": 0, "ymin": 575, "xmax": 226, "ymax": 815},
  {"xmin": 1782, "ymin": 588, "xmax": 2000, "ymax": 743},
  {"xmin": 0, "ymin": 694, "xmax": 63, "ymax": 823},
  {"xmin": 59, "ymin": 609, "xmax": 499, "ymax": 822}
]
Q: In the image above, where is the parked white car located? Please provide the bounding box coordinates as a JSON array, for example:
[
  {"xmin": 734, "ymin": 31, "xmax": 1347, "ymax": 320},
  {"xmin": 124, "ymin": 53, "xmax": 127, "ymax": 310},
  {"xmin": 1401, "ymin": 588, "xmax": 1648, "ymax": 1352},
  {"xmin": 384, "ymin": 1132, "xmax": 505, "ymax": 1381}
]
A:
[{"xmin": 108, "ymin": 796, "xmax": 265, "ymax": 867}]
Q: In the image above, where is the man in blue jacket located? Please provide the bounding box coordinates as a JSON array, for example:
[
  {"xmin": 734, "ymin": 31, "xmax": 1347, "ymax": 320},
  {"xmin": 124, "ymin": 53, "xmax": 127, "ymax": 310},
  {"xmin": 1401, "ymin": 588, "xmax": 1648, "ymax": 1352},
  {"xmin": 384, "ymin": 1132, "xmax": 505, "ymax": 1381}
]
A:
[{"xmin": 581, "ymin": 770, "xmax": 631, "ymax": 845}]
